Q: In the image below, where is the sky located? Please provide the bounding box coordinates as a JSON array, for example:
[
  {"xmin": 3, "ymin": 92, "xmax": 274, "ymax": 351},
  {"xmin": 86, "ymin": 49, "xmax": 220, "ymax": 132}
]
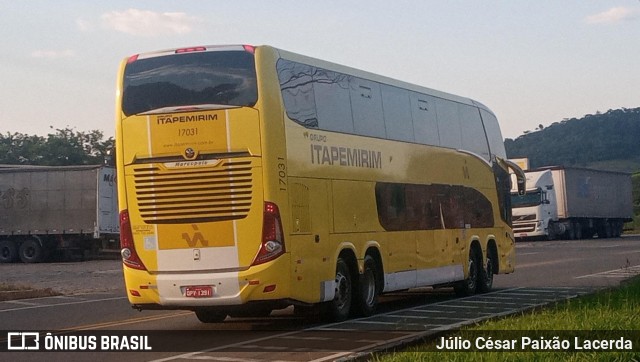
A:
[{"xmin": 0, "ymin": 1, "xmax": 638, "ymax": 140}]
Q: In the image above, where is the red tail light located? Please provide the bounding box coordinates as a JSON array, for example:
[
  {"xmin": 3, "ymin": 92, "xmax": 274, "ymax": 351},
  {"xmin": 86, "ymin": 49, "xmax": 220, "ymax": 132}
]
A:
[
  {"xmin": 175, "ymin": 46, "xmax": 206, "ymax": 54},
  {"xmin": 127, "ymin": 54, "xmax": 139, "ymax": 64},
  {"xmin": 243, "ymin": 45, "xmax": 255, "ymax": 54},
  {"xmin": 120, "ymin": 210, "xmax": 146, "ymax": 270},
  {"xmin": 252, "ymin": 202, "xmax": 285, "ymax": 266}
]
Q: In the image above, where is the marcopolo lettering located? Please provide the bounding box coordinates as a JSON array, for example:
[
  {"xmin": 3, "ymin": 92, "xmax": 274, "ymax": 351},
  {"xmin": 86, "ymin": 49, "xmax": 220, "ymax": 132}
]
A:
[
  {"xmin": 310, "ymin": 144, "xmax": 382, "ymax": 169},
  {"xmin": 157, "ymin": 114, "xmax": 218, "ymax": 125}
]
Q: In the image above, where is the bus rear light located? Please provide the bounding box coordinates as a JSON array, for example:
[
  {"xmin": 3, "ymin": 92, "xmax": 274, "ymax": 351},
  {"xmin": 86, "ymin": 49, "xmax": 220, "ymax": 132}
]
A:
[
  {"xmin": 129, "ymin": 290, "xmax": 141, "ymax": 297},
  {"xmin": 175, "ymin": 46, "xmax": 206, "ymax": 54},
  {"xmin": 263, "ymin": 285, "xmax": 276, "ymax": 293},
  {"xmin": 243, "ymin": 45, "xmax": 255, "ymax": 54},
  {"xmin": 120, "ymin": 210, "xmax": 147, "ymax": 271},
  {"xmin": 252, "ymin": 202, "xmax": 285, "ymax": 266},
  {"xmin": 127, "ymin": 54, "xmax": 139, "ymax": 64}
]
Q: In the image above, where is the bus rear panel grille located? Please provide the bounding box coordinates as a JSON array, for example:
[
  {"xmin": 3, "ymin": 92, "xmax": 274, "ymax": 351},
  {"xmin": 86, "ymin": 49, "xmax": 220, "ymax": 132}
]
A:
[{"xmin": 132, "ymin": 160, "xmax": 253, "ymax": 224}]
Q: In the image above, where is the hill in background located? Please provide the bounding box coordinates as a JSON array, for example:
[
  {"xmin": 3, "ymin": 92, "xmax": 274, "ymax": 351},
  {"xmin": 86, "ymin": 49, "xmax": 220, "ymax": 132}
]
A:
[{"xmin": 504, "ymin": 107, "xmax": 640, "ymax": 173}]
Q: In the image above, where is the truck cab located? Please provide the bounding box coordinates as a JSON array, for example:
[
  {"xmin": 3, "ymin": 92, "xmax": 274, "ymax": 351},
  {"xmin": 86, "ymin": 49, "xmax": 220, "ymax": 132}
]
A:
[{"xmin": 511, "ymin": 170, "xmax": 557, "ymax": 239}]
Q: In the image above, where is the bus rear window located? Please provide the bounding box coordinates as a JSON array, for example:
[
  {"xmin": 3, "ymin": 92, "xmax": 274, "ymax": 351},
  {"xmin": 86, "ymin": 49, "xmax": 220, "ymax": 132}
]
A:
[{"xmin": 122, "ymin": 50, "xmax": 257, "ymax": 116}]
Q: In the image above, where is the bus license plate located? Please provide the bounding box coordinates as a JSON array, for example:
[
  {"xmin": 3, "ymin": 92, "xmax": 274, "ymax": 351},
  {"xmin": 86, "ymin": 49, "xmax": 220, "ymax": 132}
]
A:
[{"xmin": 185, "ymin": 286, "xmax": 213, "ymax": 298}]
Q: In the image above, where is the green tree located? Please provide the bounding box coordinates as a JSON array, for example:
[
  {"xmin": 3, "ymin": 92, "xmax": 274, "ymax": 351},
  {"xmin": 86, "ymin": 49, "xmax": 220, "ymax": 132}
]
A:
[
  {"xmin": 0, "ymin": 128, "xmax": 113, "ymax": 166},
  {"xmin": 505, "ymin": 107, "xmax": 640, "ymax": 171}
]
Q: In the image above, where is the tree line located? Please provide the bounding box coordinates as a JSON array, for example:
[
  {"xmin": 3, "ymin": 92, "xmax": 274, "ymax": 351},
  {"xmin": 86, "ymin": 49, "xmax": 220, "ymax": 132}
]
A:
[
  {"xmin": 505, "ymin": 107, "xmax": 640, "ymax": 171},
  {"xmin": 0, "ymin": 128, "xmax": 113, "ymax": 166}
]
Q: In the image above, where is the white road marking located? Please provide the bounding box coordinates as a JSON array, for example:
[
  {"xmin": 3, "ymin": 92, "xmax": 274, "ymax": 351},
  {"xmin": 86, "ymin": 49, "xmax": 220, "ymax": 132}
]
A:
[{"xmin": 0, "ymin": 295, "xmax": 126, "ymax": 313}]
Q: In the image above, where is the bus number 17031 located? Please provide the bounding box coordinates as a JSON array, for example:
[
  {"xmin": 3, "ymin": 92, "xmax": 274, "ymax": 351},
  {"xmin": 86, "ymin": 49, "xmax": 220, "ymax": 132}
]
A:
[{"xmin": 179, "ymin": 128, "xmax": 198, "ymax": 137}]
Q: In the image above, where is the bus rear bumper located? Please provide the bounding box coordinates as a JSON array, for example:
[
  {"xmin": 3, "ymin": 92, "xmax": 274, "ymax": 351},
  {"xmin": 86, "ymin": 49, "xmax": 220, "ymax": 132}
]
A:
[{"xmin": 123, "ymin": 255, "xmax": 291, "ymax": 309}]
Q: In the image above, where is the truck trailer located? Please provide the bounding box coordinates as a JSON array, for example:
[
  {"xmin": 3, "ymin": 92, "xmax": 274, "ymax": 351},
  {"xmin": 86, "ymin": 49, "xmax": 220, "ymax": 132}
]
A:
[
  {"xmin": 0, "ymin": 165, "xmax": 119, "ymax": 263},
  {"xmin": 510, "ymin": 166, "xmax": 633, "ymax": 240}
]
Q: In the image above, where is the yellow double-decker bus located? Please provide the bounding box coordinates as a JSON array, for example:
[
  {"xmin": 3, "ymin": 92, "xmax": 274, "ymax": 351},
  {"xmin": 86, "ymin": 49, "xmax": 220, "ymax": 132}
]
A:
[{"xmin": 114, "ymin": 44, "xmax": 525, "ymax": 322}]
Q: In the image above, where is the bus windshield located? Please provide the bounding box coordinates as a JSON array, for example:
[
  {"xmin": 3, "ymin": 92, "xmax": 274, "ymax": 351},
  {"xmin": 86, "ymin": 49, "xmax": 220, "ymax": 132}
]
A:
[
  {"xmin": 510, "ymin": 189, "xmax": 542, "ymax": 208},
  {"xmin": 122, "ymin": 50, "xmax": 258, "ymax": 116}
]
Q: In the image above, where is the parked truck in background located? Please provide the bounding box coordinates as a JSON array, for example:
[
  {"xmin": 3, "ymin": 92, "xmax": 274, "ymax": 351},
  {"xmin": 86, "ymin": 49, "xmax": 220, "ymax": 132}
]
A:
[
  {"xmin": 510, "ymin": 166, "xmax": 633, "ymax": 240},
  {"xmin": 0, "ymin": 165, "xmax": 119, "ymax": 263}
]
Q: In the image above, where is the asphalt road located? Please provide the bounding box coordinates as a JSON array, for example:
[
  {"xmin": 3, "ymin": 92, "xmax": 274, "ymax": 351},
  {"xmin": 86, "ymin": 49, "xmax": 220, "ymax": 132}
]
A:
[
  {"xmin": 494, "ymin": 235, "xmax": 640, "ymax": 289},
  {"xmin": 1, "ymin": 235, "xmax": 639, "ymax": 361}
]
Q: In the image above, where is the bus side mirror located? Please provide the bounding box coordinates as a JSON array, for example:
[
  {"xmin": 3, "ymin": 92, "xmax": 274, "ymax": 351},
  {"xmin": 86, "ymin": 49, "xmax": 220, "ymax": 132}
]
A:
[{"xmin": 501, "ymin": 158, "xmax": 526, "ymax": 195}]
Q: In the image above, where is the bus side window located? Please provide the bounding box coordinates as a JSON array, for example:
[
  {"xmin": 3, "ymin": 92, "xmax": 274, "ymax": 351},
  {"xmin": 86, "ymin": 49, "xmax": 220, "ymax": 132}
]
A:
[
  {"xmin": 349, "ymin": 78, "xmax": 385, "ymax": 138},
  {"xmin": 411, "ymin": 93, "xmax": 440, "ymax": 146},
  {"xmin": 381, "ymin": 85, "xmax": 414, "ymax": 142},
  {"xmin": 459, "ymin": 104, "xmax": 490, "ymax": 161},
  {"xmin": 313, "ymin": 69, "xmax": 354, "ymax": 133},
  {"xmin": 277, "ymin": 60, "xmax": 319, "ymax": 128},
  {"xmin": 435, "ymin": 98, "xmax": 463, "ymax": 149}
]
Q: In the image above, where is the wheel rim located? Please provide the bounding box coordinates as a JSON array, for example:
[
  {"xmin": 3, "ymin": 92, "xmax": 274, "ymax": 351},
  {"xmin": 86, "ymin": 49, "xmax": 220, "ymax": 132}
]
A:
[
  {"xmin": 335, "ymin": 270, "xmax": 350, "ymax": 310},
  {"xmin": 25, "ymin": 246, "xmax": 36, "ymax": 258},
  {"xmin": 467, "ymin": 257, "xmax": 477, "ymax": 290},
  {"xmin": 485, "ymin": 257, "xmax": 494, "ymax": 286},
  {"xmin": 362, "ymin": 268, "xmax": 376, "ymax": 307}
]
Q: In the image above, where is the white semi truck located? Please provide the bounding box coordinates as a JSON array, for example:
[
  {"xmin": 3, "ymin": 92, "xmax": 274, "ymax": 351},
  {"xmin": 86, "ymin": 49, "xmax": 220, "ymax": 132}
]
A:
[
  {"xmin": 0, "ymin": 165, "xmax": 119, "ymax": 263},
  {"xmin": 510, "ymin": 166, "xmax": 633, "ymax": 240}
]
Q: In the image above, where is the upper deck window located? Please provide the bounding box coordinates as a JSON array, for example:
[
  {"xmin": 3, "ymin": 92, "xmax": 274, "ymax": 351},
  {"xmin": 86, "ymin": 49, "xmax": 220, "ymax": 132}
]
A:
[{"xmin": 122, "ymin": 50, "xmax": 257, "ymax": 116}]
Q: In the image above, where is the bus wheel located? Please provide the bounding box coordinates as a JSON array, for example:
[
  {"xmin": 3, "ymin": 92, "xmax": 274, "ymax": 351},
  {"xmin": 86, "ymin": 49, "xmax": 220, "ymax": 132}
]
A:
[
  {"xmin": 327, "ymin": 258, "xmax": 353, "ymax": 321},
  {"xmin": 194, "ymin": 309, "xmax": 227, "ymax": 323},
  {"xmin": 478, "ymin": 248, "xmax": 495, "ymax": 294},
  {"xmin": 0, "ymin": 240, "xmax": 18, "ymax": 263},
  {"xmin": 354, "ymin": 255, "xmax": 378, "ymax": 317},
  {"xmin": 19, "ymin": 238, "xmax": 44, "ymax": 263},
  {"xmin": 454, "ymin": 249, "xmax": 480, "ymax": 297}
]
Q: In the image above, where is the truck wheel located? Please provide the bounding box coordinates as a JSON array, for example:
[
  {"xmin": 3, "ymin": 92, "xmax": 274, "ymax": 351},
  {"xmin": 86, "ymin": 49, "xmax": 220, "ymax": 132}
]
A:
[
  {"xmin": 454, "ymin": 248, "xmax": 480, "ymax": 297},
  {"xmin": 19, "ymin": 239, "xmax": 45, "ymax": 263},
  {"xmin": 605, "ymin": 222, "xmax": 613, "ymax": 239},
  {"xmin": 613, "ymin": 221, "xmax": 623, "ymax": 237},
  {"xmin": 0, "ymin": 240, "xmax": 18, "ymax": 263},
  {"xmin": 546, "ymin": 222, "xmax": 556, "ymax": 241},
  {"xmin": 574, "ymin": 222, "xmax": 583, "ymax": 240}
]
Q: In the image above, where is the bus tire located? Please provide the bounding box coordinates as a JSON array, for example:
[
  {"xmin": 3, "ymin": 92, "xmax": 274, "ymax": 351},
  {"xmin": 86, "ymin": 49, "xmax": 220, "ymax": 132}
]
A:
[
  {"xmin": 327, "ymin": 257, "xmax": 353, "ymax": 321},
  {"xmin": 478, "ymin": 247, "xmax": 496, "ymax": 293},
  {"xmin": 454, "ymin": 248, "xmax": 480, "ymax": 297},
  {"xmin": 354, "ymin": 255, "xmax": 378, "ymax": 317},
  {"xmin": 0, "ymin": 240, "xmax": 18, "ymax": 263},
  {"xmin": 19, "ymin": 238, "xmax": 45, "ymax": 263},
  {"xmin": 194, "ymin": 309, "xmax": 227, "ymax": 323}
]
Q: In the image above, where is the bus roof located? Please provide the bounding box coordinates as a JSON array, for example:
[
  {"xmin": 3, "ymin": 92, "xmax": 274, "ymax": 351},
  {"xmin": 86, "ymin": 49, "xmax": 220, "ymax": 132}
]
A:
[
  {"xmin": 125, "ymin": 44, "xmax": 496, "ymax": 117},
  {"xmin": 272, "ymin": 46, "xmax": 495, "ymax": 116}
]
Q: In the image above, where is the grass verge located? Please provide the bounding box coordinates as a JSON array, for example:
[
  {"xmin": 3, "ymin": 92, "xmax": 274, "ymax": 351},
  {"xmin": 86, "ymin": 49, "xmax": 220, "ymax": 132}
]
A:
[
  {"xmin": 0, "ymin": 282, "xmax": 61, "ymax": 301},
  {"xmin": 373, "ymin": 277, "xmax": 640, "ymax": 362}
]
